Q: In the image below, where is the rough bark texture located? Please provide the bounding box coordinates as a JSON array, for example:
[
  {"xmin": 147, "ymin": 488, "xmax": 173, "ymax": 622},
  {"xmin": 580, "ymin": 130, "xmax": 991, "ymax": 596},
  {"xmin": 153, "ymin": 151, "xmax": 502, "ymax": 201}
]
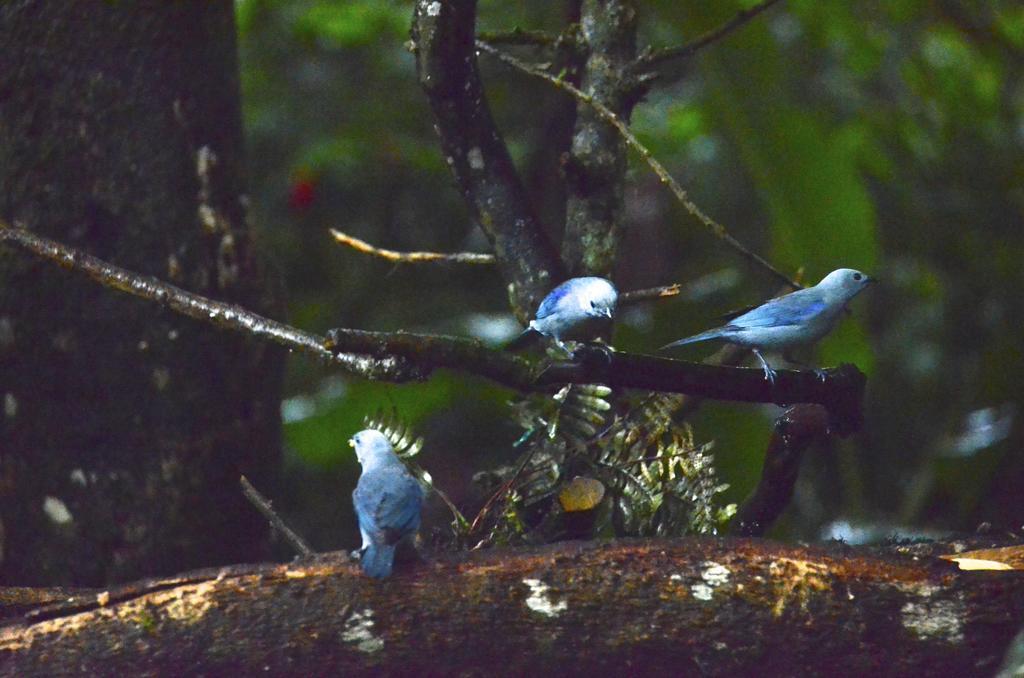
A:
[
  {"xmin": 0, "ymin": 1, "xmax": 284, "ymax": 586},
  {"xmin": 1, "ymin": 538, "xmax": 1022, "ymax": 676},
  {"xmin": 412, "ymin": 0, "xmax": 564, "ymax": 321},
  {"xmin": 561, "ymin": 0, "xmax": 638, "ymax": 277},
  {"xmin": 732, "ymin": 404, "xmax": 832, "ymax": 536}
]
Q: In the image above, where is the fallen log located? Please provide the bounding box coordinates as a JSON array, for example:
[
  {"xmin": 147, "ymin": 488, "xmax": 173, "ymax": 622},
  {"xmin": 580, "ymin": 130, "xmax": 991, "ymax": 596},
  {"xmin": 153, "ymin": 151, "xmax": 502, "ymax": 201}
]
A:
[{"xmin": 2, "ymin": 537, "xmax": 1022, "ymax": 675}]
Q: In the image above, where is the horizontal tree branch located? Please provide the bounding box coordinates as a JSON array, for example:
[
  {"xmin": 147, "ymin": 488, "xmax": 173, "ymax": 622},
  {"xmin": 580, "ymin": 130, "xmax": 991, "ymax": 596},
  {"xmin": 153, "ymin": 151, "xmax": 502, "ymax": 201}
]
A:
[
  {"xmin": 476, "ymin": 41, "xmax": 800, "ymax": 291},
  {"xmin": 329, "ymin": 228, "xmax": 496, "ymax": 265},
  {"xmin": 0, "ymin": 224, "xmax": 863, "ymax": 427},
  {"xmin": 325, "ymin": 330, "xmax": 865, "ymax": 432},
  {"xmin": 3, "ymin": 538, "xmax": 1021, "ymax": 674},
  {"xmin": 635, "ymin": 0, "xmax": 784, "ymax": 74}
]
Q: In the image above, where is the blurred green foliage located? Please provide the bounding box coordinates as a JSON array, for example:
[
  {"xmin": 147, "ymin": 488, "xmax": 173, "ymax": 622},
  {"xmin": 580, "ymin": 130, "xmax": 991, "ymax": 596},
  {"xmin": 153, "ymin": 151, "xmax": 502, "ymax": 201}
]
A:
[{"xmin": 238, "ymin": 0, "xmax": 1024, "ymax": 551}]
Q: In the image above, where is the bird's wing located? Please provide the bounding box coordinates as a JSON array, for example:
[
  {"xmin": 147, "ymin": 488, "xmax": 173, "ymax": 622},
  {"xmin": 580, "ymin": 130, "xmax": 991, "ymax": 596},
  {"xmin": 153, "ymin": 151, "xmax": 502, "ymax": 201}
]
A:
[
  {"xmin": 535, "ymin": 282, "xmax": 572, "ymax": 320},
  {"xmin": 730, "ymin": 289, "xmax": 829, "ymax": 329},
  {"xmin": 356, "ymin": 469, "xmax": 422, "ymax": 544}
]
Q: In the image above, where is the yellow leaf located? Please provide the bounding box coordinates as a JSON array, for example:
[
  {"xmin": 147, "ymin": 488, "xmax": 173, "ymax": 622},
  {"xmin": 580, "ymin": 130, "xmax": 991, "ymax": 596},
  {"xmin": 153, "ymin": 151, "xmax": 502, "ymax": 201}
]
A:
[
  {"xmin": 939, "ymin": 544, "xmax": 1024, "ymax": 571},
  {"xmin": 558, "ymin": 477, "xmax": 605, "ymax": 513}
]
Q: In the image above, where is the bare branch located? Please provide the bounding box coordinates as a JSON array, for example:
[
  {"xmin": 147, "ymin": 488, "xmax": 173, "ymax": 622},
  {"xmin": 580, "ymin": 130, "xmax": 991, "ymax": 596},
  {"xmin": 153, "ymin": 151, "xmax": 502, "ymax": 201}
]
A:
[
  {"xmin": 240, "ymin": 476, "xmax": 316, "ymax": 559},
  {"xmin": 731, "ymin": 404, "xmax": 831, "ymax": 537},
  {"xmin": 476, "ymin": 41, "xmax": 801, "ymax": 291},
  {"xmin": 329, "ymin": 228, "xmax": 496, "ymax": 265},
  {"xmin": 618, "ymin": 283, "xmax": 681, "ymax": 303},
  {"xmin": 324, "ymin": 329, "xmax": 865, "ymax": 432},
  {"xmin": 327, "ymin": 228, "xmax": 682, "ymax": 301},
  {"xmin": 476, "ymin": 28, "xmax": 558, "ymax": 47},
  {"xmin": 636, "ymin": 0, "xmax": 785, "ymax": 73},
  {"xmin": 411, "ymin": 0, "xmax": 563, "ymax": 320},
  {"xmin": 0, "ymin": 222, "xmax": 418, "ymax": 383},
  {"xmin": 0, "ymin": 224, "xmax": 860, "ymax": 427}
]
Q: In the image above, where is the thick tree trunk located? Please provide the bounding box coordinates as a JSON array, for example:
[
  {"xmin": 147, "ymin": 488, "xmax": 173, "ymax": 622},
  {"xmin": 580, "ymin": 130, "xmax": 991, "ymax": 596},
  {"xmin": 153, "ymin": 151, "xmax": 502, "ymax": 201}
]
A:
[
  {"xmin": 0, "ymin": 1, "xmax": 284, "ymax": 586},
  {"xmin": 0, "ymin": 538, "xmax": 1021, "ymax": 676},
  {"xmin": 561, "ymin": 0, "xmax": 638, "ymax": 278}
]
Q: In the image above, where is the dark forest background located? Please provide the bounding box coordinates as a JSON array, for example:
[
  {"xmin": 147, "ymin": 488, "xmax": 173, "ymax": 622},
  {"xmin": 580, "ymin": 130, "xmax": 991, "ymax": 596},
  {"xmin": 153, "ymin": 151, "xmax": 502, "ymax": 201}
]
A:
[{"xmin": 236, "ymin": 0, "xmax": 1024, "ymax": 552}]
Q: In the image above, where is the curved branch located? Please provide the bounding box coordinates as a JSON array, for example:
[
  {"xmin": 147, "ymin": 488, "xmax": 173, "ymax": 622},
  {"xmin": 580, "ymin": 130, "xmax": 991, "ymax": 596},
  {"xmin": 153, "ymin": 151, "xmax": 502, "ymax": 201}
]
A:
[
  {"xmin": 731, "ymin": 404, "xmax": 831, "ymax": 536},
  {"xmin": 410, "ymin": 0, "xmax": 563, "ymax": 320},
  {"xmin": 477, "ymin": 41, "xmax": 800, "ymax": 291},
  {"xmin": 0, "ymin": 223, "xmax": 418, "ymax": 383},
  {"xmin": 635, "ymin": 0, "xmax": 784, "ymax": 75}
]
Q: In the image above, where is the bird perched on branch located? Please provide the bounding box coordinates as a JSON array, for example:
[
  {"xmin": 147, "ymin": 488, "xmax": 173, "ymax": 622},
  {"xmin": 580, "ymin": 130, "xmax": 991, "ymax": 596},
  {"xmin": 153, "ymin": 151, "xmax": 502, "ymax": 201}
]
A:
[
  {"xmin": 350, "ymin": 429, "xmax": 423, "ymax": 578},
  {"xmin": 506, "ymin": 277, "xmax": 618, "ymax": 353},
  {"xmin": 661, "ymin": 268, "xmax": 876, "ymax": 384}
]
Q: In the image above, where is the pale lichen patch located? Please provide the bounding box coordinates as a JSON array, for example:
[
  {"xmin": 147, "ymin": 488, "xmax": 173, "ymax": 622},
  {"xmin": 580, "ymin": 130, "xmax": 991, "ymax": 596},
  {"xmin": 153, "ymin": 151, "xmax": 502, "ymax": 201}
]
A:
[
  {"xmin": 425, "ymin": 1, "xmax": 441, "ymax": 17},
  {"xmin": 701, "ymin": 561, "xmax": 730, "ymax": 587},
  {"xmin": 676, "ymin": 561, "xmax": 731, "ymax": 602},
  {"xmin": 342, "ymin": 608, "xmax": 384, "ymax": 653},
  {"xmin": 42, "ymin": 496, "xmax": 72, "ymax": 525},
  {"xmin": 467, "ymin": 146, "xmax": 484, "ymax": 170},
  {"xmin": 899, "ymin": 584, "xmax": 965, "ymax": 644},
  {"xmin": 691, "ymin": 583, "xmax": 715, "ymax": 601},
  {"xmin": 4, "ymin": 393, "xmax": 17, "ymax": 418},
  {"xmin": 522, "ymin": 578, "xmax": 568, "ymax": 617}
]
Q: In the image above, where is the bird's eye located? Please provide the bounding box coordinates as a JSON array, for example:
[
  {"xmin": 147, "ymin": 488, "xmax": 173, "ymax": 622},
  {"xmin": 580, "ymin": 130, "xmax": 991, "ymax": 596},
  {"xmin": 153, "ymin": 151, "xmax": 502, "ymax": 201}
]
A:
[
  {"xmin": 590, "ymin": 300, "xmax": 598, "ymax": 309},
  {"xmin": 852, "ymin": 273, "xmax": 862, "ymax": 281}
]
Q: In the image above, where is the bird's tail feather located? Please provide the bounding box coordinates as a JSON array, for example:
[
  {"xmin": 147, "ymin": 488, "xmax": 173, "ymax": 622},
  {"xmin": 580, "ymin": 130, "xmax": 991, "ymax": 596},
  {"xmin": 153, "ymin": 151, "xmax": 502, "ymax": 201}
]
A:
[
  {"xmin": 505, "ymin": 327, "xmax": 541, "ymax": 352},
  {"xmin": 361, "ymin": 544, "xmax": 396, "ymax": 579},
  {"xmin": 660, "ymin": 328, "xmax": 725, "ymax": 351}
]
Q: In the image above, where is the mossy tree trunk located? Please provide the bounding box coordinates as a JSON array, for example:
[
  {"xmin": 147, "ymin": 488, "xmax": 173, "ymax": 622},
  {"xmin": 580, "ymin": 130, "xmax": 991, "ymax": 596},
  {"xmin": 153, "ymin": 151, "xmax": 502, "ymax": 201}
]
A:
[{"xmin": 0, "ymin": 1, "xmax": 284, "ymax": 586}]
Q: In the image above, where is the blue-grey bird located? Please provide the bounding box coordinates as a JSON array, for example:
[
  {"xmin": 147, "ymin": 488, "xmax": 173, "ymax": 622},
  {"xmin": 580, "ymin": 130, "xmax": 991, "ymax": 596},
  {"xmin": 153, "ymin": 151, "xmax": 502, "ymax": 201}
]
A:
[
  {"xmin": 506, "ymin": 277, "xmax": 618, "ymax": 353},
  {"xmin": 661, "ymin": 268, "xmax": 875, "ymax": 384},
  {"xmin": 350, "ymin": 429, "xmax": 424, "ymax": 579}
]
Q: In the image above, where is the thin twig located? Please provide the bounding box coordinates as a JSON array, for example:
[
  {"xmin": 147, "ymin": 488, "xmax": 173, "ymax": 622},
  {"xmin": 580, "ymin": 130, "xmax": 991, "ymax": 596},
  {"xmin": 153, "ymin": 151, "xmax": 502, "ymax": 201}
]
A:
[
  {"xmin": 240, "ymin": 475, "xmax": 315, "ymax": 558},
  {"xmin": 328, "ymin": 230, "xmax": 683, "ymax": 301},
  {"xmin": 468, "ymin": 431, "xmax": 542, "ymax": 538},
  {"xmin": 619, "ymin": 283, "xmax": 681, "ymax": 304},
  {"xmin": 330, "ymin": 228, "xmax": 496, "ymax": 265},
  {"xmin": 637, "ymin": 0, "xmax": 785, "ymax": 71},
  {"xmin": 476, "ymin": 41, "xmax": 800, "ymax": 291},
  {"xmin": 477, "ymin": 28, "xmax": 558, "ymax": 47}
]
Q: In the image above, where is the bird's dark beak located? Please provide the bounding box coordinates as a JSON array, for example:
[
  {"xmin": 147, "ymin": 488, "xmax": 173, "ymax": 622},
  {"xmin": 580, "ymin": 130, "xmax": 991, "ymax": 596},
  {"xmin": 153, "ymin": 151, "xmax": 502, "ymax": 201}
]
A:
[{"xmin": 864, "ymin": 275, "xmax": 878, "ymax": 285}]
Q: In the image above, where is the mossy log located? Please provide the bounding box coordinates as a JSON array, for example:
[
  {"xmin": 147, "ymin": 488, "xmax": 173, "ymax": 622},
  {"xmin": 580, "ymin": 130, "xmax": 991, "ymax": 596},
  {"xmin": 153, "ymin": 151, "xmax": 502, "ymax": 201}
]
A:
[{"xmin": 2, "ymin": 537, "xmax": 1022, "ymax": 676}]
